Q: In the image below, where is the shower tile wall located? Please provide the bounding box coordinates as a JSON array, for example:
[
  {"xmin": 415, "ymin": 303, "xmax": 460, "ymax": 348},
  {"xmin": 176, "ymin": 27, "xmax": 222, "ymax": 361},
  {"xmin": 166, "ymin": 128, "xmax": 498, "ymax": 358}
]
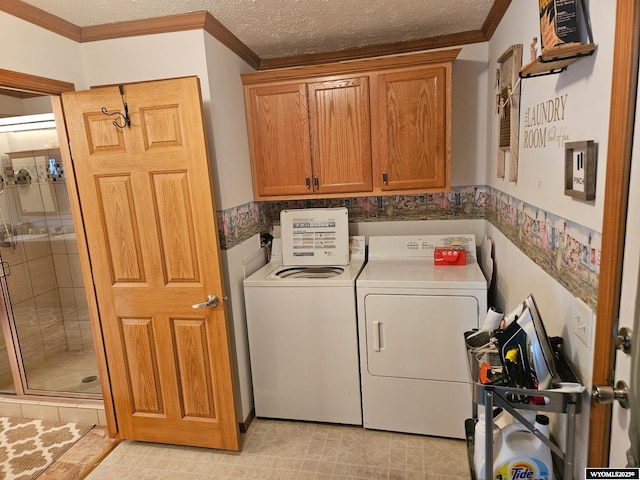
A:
[{"xmin": 51, "ymin": 235, "xmax": 92, "ymax": 352}]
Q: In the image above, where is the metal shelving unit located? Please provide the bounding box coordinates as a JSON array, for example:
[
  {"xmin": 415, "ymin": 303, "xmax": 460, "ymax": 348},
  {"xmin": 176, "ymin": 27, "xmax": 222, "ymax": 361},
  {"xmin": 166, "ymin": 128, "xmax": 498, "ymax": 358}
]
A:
[{"xmin": 464, "ymin": 332, "xmax": 583, "ymax": 480}]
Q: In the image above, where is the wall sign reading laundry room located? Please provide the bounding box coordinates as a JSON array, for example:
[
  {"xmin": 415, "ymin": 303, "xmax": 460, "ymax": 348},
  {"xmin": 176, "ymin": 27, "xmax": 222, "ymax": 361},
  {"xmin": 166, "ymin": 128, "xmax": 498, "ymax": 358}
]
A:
[{"xmin": 523, "ymin": 94, "xmax": 570, "ymax": 148}]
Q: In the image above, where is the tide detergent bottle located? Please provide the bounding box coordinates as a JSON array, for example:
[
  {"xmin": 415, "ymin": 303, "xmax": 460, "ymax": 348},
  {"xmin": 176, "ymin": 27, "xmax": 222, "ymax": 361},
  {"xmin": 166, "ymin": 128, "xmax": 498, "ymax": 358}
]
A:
[{"xmin": 493, "ymin": 414, "xmax": 553, "ymax": 480}]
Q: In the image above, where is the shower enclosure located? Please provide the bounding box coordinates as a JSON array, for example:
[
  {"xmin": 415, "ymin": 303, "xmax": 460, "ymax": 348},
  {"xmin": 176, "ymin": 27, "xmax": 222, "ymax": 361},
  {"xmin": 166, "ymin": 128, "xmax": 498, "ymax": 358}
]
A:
[{"xmin": 0, "ymin": 111, "xmax": 100, "ymax": 398}]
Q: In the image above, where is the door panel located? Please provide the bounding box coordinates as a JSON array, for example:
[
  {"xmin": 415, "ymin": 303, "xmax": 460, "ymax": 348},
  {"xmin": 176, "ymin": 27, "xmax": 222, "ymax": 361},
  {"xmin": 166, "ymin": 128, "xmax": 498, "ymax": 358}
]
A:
[
  {"xmin": 244, "ymin": 82, "xmax": 313, "ymax": 197},
  {"xmin": 374, "ymin": 66, "xmax": 448, "ymax": 191},
  {"xmin": 61, "ymin": 77, "xmax": 238, "ymax": 450},
  {"xmin": 150, "ymin": 171, "xmax": 199, "ymax": 283},
  {"xmin": 308, "ymin": 76, "xmax": 372, "ymax": 194},
  {"xmin": 121, "ymin": 317, "xmax": 163, "ymax": 414},
  {"xmin": 172, "ymin": 318, "xmax": 215, "ymax": 418},
  {"xmin": 95, "ymin": 175, "xmax": 145, "ymax": 283}
]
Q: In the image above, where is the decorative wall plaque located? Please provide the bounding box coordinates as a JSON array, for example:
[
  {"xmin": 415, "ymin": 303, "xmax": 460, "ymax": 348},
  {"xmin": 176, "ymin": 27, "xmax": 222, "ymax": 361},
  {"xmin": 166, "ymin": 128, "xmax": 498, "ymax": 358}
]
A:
[
  {"xmin": 565, "ymin": 140, "xmax": 596, "ymax": 200},
  {"xmin": 496, "ymin": 44, "xmax": 523, "ymax": 181}
]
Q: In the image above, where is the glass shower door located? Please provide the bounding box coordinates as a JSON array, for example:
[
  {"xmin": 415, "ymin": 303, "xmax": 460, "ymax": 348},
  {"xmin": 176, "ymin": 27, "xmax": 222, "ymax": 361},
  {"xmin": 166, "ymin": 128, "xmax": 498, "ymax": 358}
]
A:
[{"xmin": 0, "ymin": 121, "xmax": 101, "ymax": 398}]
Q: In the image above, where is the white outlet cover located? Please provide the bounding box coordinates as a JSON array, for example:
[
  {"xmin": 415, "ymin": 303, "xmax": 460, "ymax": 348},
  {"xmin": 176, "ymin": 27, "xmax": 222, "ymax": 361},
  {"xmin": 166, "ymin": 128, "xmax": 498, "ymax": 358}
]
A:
[{"xmin": 573, "ymin": 296, "xmax": 593, "ymax": 349}]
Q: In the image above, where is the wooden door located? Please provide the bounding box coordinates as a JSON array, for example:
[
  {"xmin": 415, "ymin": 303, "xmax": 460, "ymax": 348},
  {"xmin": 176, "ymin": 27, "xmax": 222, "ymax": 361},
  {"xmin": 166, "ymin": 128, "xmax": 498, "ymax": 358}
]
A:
[
  {"xmin": 308, "ymin": 76, "xmax": 372, "ymax": 194},
  {"xmin": 60, "ymin": 77, "xmax": 239, "ymax": 450},
  {"xmin": 608, "ymin": 84, "xmax": 639, "ymax": 465},
  {"xmin": 373, "ymin": 65, "xmax": 450, "ymax": 191},
  {"xmin": 244, "ymin": 82, "xmax": 313, "ymax": 198}
]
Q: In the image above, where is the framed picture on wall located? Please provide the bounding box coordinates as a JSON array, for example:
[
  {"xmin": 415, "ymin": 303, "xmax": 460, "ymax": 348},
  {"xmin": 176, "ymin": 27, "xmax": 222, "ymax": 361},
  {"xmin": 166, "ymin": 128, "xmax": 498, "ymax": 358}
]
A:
[{"xmin": 564, "ymin": 140, "xmax": 597, "ymax": 200}]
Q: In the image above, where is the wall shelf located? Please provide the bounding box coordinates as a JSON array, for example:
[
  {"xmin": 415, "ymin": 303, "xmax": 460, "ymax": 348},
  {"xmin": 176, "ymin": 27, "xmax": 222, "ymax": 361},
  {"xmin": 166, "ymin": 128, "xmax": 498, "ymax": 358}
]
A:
[{"xmin": 520, "ymin": 43, "xmax": 596, "ymax": 78}]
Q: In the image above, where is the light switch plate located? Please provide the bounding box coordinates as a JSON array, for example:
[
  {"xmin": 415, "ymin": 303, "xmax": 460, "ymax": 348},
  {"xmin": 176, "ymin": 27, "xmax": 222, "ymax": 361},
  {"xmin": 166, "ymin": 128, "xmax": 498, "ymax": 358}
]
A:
[{"xmin": 573, "ymin": 297, "xmax": 593, "ymax": 349}]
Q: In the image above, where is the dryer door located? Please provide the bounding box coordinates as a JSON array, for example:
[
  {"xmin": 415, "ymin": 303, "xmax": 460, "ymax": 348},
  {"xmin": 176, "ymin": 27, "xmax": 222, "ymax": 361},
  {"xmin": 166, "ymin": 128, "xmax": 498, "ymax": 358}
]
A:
[{"xmin": 364, "ymin": 294, "xmax": 478, "ymax": 382}]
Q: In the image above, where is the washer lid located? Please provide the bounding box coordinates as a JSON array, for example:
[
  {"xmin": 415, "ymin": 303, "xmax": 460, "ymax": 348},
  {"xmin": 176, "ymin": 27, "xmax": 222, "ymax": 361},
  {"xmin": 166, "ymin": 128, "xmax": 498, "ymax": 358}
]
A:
[{"xmin": 274, "ymin": 266, "xmax": 345, "ymax": 279}]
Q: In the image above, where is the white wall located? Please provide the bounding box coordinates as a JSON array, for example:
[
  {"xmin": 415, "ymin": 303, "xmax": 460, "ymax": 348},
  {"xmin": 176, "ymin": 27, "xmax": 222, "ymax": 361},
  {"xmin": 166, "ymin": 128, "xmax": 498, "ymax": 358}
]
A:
[
  {"xmin": 0, "ymin": 12, "xmax": 84, "ymax": 89},
  {"xmin": 483, "ymin": 2, "xmax": 617, "ymax": 473},
  {"xmin": 451, "ymin": 42, "xmax": 491, "ymax": 187},
  {"xmin": 202, "ymin": 34, "xmax": 259, "ymax": 422},
  {"xmin": 0, "ymin": 95, "xmax": 28, "ymax": 116},
  {"xmin": 202, "ymin": 35, "xmax": 256, "ymax": 211},
  {"xmin": 487, "ymin": 2, "xmax": 613, "ymax": 231},
  {"xmin": 80, "ymin": 30, "xmax": 209, "ymax": 90},
  {"xmin": 485, "ymin": 0, "xmax": 615, "ymax": 365}
]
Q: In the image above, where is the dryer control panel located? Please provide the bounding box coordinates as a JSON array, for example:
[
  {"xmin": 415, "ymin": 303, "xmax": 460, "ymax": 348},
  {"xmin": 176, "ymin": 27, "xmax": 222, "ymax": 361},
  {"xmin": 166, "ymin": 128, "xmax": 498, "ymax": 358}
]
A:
[{"xmin": 368, "ymin": 235, "xmax": 477, "ymax": 259}]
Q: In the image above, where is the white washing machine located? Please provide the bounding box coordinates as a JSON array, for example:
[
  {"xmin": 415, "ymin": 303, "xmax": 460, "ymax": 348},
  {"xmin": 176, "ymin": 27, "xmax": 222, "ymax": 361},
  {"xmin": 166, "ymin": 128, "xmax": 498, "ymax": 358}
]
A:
[
  {"xmin": 356, "ymin": 235, "xmax": 487, "ymax": 439},
  {"xmin": 243, "ymin": 208, "xmax": 365, "ymax": 425}
]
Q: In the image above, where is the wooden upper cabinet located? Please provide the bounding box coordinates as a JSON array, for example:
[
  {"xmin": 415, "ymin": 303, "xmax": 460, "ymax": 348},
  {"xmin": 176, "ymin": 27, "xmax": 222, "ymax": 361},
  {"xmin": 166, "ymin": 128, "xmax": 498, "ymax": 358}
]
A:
[
  {"xmin": 372, "ymin": 65, "xmax": 450, "ymax": 191},
  {"xmin": 244, "ymin": 82, "xmax": 313, "ymax": 197},
  {"xmin": 241, "ymin": 48, "xmax": 459, "ymax": 200},
  {"xmin": 308, "ymin": 76, "xmax": 372, "ymax": 194}
]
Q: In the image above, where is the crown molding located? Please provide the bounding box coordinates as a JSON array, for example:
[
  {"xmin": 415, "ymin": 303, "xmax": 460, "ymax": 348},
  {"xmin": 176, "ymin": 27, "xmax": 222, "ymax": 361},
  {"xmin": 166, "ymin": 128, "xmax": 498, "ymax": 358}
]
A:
[
  {"xmin": 1, "ymin": 0, "xmax": 511, "ymax": 72},
  {"xmin": 258, "ymin": 31, "xmax": 484, "ymax": 70},
  {"xmin": 482, "ymin": 0, "xmax": 512, "ymax": 40},
  {"xmin": 0, "ymin": 1, "xmax": 260, "ymax": 69}
]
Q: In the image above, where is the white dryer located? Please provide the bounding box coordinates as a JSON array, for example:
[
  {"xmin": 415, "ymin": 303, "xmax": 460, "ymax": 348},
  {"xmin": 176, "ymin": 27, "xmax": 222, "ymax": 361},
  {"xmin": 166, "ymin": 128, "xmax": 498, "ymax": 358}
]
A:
[
  {"xmin": 356, "ymin": 235, "xmax": 487, "ymax": 439},
  {"xmin": 243, "ymin": 208, "xmax": 365, "ymax": 425}
]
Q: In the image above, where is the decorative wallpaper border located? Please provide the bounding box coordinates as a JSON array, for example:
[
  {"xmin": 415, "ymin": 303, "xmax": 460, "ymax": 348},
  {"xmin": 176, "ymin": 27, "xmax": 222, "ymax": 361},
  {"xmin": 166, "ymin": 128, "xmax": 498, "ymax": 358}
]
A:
[
  {"xmin": 217, "ymin": 186, "xmax": 600, "ymax": 309},
  {"xmin": 483, "ymin": 186, "xmax": 599, "ymax": 310},
  {"xmin": 216, "ymin": 201, "xmax": 268, "ymax": 250}
]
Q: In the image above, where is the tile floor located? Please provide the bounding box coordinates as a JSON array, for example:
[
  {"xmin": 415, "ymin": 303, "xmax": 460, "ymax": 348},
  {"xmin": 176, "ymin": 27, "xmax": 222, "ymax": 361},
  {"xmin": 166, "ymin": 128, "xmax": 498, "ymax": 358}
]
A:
[
  {"xmin": 39, "ymin": 426, "xmax": 119, "ymax": 480},
  {"xmin": 84, "ymin": 418, "xmax": 470, "ymax": 480}
]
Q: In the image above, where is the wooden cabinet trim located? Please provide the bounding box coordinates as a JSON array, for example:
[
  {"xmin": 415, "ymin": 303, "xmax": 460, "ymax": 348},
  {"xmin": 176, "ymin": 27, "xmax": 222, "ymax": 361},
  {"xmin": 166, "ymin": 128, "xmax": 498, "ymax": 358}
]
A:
[{"xmin": 241, "ymin": 48, "xmax": 461, "ymax": 85}]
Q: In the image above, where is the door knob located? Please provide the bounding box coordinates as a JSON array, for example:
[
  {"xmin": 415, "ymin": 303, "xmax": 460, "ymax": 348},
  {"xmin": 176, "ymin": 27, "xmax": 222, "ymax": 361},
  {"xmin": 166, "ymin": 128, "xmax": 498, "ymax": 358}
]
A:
[
  {"xmin": 192, "ymin": 294, "xmax": 219, "ymax": 309},
  {"xmin": 592, "ymin": 380, "xmax": 630, "ymax": 409}
]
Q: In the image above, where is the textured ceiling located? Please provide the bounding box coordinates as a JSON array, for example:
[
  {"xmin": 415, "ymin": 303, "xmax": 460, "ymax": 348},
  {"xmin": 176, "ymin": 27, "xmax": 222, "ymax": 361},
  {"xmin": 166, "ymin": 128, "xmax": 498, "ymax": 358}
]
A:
[{"xmin": 18, "ymin": 0, "xmax": 495, "ymax": 59}]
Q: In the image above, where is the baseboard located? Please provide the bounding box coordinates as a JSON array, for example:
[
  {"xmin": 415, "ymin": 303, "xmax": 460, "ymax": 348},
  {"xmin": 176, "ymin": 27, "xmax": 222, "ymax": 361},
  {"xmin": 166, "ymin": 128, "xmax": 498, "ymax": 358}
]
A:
[{"xmin": 239, "ymin": 408, "xmax": 255, "ymax": 433}]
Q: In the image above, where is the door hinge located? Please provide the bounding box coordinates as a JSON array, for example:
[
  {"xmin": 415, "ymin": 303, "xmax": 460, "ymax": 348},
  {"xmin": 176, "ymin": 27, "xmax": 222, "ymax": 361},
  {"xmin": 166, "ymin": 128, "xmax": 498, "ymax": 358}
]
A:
[
  {"xmin": 616, "ymin": 327, "xmax": 633, "ymax": 355},
  {"xmin": 0, "ymin": 261, "xmax": 10, "ymax": 278}
]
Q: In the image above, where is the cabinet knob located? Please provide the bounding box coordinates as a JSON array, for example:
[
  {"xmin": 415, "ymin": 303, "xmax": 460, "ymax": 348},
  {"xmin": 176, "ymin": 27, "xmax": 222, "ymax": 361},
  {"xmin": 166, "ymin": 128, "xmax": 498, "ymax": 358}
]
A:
[
  {"xmin": 382, "ymin": 172, "xmax": 388, "ymax": 185},
  {"xmin": 305, "ymin": 176, "xmax": 310, "ymax": 188},
  {"xmin": 313, "ymin": 176, "xmax": 319, "ymax": 189}
]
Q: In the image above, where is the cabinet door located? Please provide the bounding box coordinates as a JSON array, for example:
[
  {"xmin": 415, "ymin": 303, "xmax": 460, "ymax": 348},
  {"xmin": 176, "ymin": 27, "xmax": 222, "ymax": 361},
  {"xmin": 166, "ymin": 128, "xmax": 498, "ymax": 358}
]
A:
[
  {"xmin": 373, "ymin": 66, "xmax": 450, "ymax": 191},
  {"xmin": 244, "ymin": 82, "xmax": 313, "ymax": 198},
  {"xmin": 308, "ymin": 76, "xmax": 372, "ymax": 194}
]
